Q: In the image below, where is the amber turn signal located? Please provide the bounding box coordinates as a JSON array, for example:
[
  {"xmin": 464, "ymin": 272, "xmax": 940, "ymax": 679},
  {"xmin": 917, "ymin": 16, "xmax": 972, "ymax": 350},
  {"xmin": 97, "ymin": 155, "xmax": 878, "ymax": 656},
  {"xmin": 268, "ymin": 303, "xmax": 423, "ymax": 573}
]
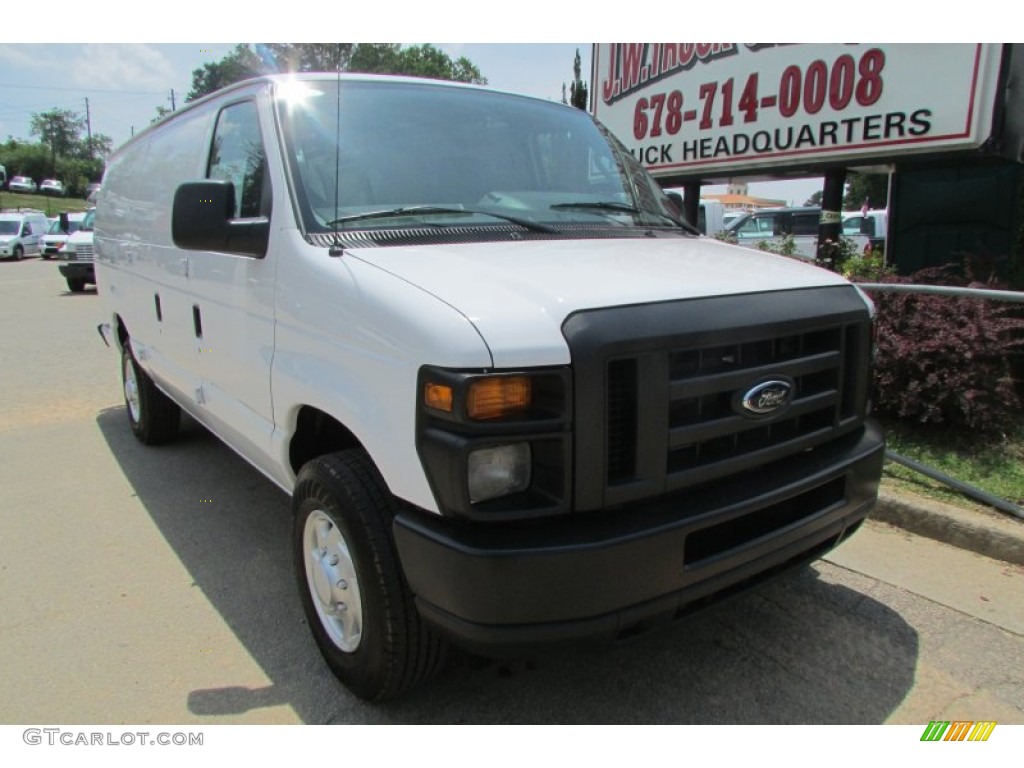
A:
[
  {"xmin": 467, "ymin": 376, "xmax": 532, "ymax": 420},
  {"xmin": 424, "ymin": 383, "xmax": 453, "ymax": 413}
]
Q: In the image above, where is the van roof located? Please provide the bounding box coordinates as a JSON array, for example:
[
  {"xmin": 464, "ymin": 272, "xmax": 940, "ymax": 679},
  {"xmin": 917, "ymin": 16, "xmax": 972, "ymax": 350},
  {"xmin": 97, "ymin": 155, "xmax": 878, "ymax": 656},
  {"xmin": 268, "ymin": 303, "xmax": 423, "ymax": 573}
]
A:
[{"xmin": 121, "ymin": 72, "xmax": 567, "ymax": 157}]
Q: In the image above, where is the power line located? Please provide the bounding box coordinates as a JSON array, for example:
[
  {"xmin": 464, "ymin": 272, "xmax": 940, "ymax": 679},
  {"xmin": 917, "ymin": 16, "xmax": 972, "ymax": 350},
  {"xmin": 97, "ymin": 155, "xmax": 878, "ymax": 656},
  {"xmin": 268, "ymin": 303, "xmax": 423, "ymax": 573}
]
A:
[{"xmin": 0, "ymin": 82, "xmax": 166, "ymax": 96}]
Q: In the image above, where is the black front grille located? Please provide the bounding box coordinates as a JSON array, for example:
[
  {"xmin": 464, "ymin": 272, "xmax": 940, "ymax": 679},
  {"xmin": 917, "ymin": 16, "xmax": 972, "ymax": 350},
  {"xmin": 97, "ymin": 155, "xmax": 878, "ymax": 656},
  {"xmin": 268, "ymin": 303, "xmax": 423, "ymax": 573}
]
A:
[
  {"xmin": 663, "ymin": 326, "xmax": 850, "ymax": 490},
  {"xmin": 562, "ymin": 286, "xmax": 872, "ymax": 511}
]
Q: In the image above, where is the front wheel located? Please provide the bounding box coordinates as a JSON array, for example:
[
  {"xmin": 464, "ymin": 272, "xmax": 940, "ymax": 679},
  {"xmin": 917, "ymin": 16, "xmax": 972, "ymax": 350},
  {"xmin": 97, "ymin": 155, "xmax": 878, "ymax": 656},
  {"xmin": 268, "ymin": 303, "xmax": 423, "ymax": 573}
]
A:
[
  {"xmin": 293, "ymin": 451, "xmax": 447, "ymax": 701},
  {"xmin": 66, "ymin": 278, "xmax": 86, "ymax": 292},
  {"xmin": 122, "ymin": 342, "xmax": 181, "ymax": 445},
  {"xmin": 13, "ymin": 245, "xmax": 23, "ymax": 261}
]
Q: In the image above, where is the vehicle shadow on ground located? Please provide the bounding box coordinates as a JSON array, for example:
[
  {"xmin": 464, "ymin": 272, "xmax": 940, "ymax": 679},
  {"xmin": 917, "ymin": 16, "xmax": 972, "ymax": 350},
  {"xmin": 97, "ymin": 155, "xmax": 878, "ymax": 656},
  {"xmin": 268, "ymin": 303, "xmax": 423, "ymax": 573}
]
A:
[{"xmin": 97, "ymin": 406, "xmax": 919, "ymax": 724}]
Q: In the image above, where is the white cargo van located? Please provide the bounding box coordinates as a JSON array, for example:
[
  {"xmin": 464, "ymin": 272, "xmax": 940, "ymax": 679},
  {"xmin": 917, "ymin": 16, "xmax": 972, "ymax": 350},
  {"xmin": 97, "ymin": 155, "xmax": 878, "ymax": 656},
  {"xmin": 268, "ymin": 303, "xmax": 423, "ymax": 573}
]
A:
[
  {"xmin": 842, "ymin": 209, "xmax": 888, "ymax": 254},
  {"xmin": 96, "ymin": 74, "xmax": 884, "ymax": 701},
  {"xmin": 0, "ymin": 210, "xmax": 48, "ymax": 260}
]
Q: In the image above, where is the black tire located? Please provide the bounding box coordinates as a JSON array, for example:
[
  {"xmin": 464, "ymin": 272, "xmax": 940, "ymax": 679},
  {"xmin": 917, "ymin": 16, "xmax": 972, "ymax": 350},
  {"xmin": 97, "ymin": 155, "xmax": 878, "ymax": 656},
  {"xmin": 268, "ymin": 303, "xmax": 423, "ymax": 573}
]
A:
[
  {"xmin": 41, "ymin": 254, "xmax": 52, "ymax": 261},
  {"xmin": 66, "ymin": 278, "xmax": 86, "ymax": 292},
  {"xmin": 293, "ymin": 450, "xmax": 447, "ymax": 701},
  {"xmin": 13, "ymin": 245, "xmax": 23, "ymax": 261},
  {"xmin": 121, "ymin": 342, "xmax": 181, "ymax": 445}
]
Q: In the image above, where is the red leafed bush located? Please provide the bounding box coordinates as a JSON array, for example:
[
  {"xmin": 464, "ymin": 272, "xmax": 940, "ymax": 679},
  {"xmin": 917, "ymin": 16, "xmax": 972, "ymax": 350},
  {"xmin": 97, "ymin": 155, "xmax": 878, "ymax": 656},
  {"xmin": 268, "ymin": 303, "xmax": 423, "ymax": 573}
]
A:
[{"xmin": 867, "ymin": 262, "xmax": 1024, "ymax": 434}]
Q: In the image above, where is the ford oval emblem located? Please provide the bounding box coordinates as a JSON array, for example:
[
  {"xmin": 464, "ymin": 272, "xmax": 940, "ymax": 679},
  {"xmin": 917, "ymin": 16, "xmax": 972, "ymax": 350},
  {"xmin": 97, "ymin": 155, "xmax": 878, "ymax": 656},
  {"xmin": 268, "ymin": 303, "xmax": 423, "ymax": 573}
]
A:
[{"xmin": 739, "ymin": 380, "xmax": 794, "ymax": 416}]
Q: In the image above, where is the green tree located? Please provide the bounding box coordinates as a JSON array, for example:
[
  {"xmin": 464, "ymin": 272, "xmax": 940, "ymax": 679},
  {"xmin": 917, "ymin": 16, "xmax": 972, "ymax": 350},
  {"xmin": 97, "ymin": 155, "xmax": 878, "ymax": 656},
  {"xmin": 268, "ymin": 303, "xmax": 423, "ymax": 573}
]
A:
[
  {"xmin": 30, "ymin": 108, "xmax": 85, "ymax": 175},
  {"xmin": 804, "ymin": 190, "xmax": 823, "ymax": 207},
  {"xmin": 260, "ymin": 43, "xmax": 354, "ymax": 73},
  {"xmin": 187, "ymin": 44, "xmax": 263, "ymax": 101},
  {"xmin": 388, "ymin": 44, "xmax": 486, "ymax": 84},
  {"xmin": 569, "ymin": 48, "xmax": 588, "ymax": 110},
  {"xmin": 0, "ymin": 140, "xmax": 51, "ymax": 184},
  {"xmin": 844, "ymin": 172, "xmax": 889, "ymax": 210},
  {"xmin": 346, "ymin": 44, "xmax": 403, "ymax": 75},
  {"xmin": 187, "ymin": 43, "xmax": 487, "ymax": 102},
  {"xmin": 152, "ymin": 104, "xmax": 172, "ymax": 124},
  {"xmin": 79, "ymin": 133, "xmax": 112, "ymax": 161}
]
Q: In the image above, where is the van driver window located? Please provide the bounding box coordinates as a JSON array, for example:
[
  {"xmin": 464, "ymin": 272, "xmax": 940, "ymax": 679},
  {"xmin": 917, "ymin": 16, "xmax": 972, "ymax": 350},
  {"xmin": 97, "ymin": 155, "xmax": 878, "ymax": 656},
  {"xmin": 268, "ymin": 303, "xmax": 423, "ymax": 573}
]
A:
[{"xmin": 208, "ymin": 101, "xmax": 267, "ymax": 219}]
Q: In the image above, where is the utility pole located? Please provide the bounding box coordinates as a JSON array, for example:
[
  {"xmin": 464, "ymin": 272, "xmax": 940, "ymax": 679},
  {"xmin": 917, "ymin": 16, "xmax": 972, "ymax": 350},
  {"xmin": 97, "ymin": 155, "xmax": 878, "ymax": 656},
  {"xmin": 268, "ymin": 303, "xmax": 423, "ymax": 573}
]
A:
[
  {"xmin": 169, "ymin": 89, "xmax": 176, "ymax": 111},
  {"xmin": 84, "ymin": 97, "xmax": 93, "ymax": 159}
]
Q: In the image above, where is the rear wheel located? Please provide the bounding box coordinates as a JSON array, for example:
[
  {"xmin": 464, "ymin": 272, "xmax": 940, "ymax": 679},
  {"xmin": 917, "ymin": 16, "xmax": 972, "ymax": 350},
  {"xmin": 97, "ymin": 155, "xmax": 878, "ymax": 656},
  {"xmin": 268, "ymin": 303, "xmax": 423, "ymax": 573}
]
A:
[
  {"xmin": 293, "ymin": 450, "xmax": 447, "ymax": 701},
  {"xmin": 66, "ymin": 278, "xmax": 86, "ymax": 292},
  {"xmin": 122, "ymin": 342, "xmax": 180, "ymax": 445}
]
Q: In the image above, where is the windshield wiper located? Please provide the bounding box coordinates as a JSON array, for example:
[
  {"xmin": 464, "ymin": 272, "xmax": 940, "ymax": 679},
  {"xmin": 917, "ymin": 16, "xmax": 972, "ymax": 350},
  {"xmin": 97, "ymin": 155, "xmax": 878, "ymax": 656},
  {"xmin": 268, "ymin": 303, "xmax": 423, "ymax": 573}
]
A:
[
  {"xmin": 550, "ymin": 201, "xmax": 701, "ymax": 235},
  {"xmin": 327, "ymin": 205, "xmax": 558, "ymax": 234}
]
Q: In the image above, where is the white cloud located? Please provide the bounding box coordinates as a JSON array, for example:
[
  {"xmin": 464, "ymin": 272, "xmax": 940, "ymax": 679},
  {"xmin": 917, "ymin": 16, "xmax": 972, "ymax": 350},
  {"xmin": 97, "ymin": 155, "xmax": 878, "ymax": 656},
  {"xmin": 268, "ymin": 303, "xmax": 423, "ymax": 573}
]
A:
[
  {"xmin": 0, "ymin": 44, "xmax": 63, "ymax": 75},
  {"xmin": 70, "ymin": 44, "xmax": 176, "ymax": 92}
]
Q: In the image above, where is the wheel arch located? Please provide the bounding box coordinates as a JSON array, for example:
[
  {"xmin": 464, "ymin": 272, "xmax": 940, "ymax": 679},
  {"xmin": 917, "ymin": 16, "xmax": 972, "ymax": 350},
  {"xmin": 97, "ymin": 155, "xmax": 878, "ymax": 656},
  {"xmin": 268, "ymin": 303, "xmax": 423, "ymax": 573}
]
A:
[{"xmin": 288, "ymin": 405, "xmax": 367, "ymax": 479}]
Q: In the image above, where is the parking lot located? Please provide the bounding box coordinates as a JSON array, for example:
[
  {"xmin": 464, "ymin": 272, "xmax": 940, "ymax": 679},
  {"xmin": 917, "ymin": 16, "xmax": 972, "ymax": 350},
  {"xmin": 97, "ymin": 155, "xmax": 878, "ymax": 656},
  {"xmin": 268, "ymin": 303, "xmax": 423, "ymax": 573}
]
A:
[{"xmin": 1, "ymin": 255, "xmax": 1022, "ymax": 725}]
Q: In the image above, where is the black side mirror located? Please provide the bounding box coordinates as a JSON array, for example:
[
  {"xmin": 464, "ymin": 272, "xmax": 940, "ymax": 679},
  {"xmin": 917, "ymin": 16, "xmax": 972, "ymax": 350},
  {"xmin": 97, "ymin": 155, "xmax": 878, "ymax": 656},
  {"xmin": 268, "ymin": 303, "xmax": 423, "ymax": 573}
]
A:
[
  {"xmin": 172, "ymin": 180, "xmax": 268, "ymax": 258},
  {"xmin": 59, "ymin": 212, "xmax": 69, "ymax": 233}
]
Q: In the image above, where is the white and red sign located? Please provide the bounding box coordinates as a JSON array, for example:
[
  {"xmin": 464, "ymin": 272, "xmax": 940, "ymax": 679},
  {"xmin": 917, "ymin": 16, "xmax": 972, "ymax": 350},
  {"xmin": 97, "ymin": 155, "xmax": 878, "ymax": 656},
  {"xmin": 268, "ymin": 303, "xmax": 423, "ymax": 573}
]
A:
[{"xmin": 591, "ymin": 44, "xmax": 1005, "ymax": 180}]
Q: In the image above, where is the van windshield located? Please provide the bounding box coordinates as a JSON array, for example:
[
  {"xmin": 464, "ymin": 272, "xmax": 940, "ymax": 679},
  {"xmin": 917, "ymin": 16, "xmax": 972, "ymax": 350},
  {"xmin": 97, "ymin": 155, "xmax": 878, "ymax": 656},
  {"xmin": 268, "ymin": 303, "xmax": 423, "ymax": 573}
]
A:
[
  {"xmin": 48, "ymin": 219, "xmax": 82, "ymax": 235},
  {"xmin": 0, "ymin": 221, "xmax": 19, "ymax": 235},
  {"xmin": 275, "ymin": 78, "xmax": 683, "ymax": 236}
]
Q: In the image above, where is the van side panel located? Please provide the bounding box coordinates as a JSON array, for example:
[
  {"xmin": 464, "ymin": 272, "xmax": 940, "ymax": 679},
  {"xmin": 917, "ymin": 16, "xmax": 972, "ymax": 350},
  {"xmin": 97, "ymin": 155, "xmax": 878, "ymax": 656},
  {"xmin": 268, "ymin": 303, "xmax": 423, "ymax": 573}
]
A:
[
  {"xmin": 99, "ymin": 105, "xmax": 215, "ymax": 410},
  {"xmin": 270, "ymin": 231, "xmax": 493, "ymax": 508}
]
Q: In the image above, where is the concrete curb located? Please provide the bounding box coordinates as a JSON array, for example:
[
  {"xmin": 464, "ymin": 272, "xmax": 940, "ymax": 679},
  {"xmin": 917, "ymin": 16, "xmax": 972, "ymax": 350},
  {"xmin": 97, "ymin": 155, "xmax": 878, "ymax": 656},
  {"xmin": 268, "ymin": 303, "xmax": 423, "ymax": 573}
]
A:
[{"xmin": 871, "ymin": 487, "xmax": 1024, "ymax": 566}]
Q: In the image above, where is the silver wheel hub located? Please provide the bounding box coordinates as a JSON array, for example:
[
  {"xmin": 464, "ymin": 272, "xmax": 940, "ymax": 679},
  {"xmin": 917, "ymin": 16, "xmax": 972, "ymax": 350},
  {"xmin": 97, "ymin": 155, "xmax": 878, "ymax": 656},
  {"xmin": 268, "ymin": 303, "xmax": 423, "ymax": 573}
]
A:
[
  {"xmin": 123, "ymin": 355, "xmax": 141, "ymax": 423},
  {"xmin": 303, "ymin": 510, "xmax": 363, "ymax": 652}
]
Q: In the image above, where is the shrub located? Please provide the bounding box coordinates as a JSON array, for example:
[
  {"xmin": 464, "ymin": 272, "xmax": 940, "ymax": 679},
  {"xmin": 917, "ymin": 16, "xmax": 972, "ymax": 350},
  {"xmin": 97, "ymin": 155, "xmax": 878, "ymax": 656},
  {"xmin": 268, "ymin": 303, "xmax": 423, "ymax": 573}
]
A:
[
  {"xmin": 842, "ymin": 249, "xmax": 894, "ymax": 282},
  {"xmin": 860, "ymin": 261, "xmax": 1024, "ymax": 435}
]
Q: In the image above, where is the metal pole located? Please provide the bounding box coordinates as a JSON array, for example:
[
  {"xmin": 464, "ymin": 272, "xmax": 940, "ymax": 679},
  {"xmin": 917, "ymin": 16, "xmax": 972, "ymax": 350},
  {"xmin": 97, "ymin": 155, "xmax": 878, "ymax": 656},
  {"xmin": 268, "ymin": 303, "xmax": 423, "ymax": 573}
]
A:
[
  {"xmin": 682, "ymin": 181, "xmax": 700, "ymax": 234},
  {"xmin": 816, "ymin": 168, "xmax": 846, "ymax": 266},
  {"xmin": 886, "ymin": 450, "xmax": 1024, "ymax": 520},
  {"xmin": 858, "ymin": 283, "xmax": 1024, "ymax": 303}
]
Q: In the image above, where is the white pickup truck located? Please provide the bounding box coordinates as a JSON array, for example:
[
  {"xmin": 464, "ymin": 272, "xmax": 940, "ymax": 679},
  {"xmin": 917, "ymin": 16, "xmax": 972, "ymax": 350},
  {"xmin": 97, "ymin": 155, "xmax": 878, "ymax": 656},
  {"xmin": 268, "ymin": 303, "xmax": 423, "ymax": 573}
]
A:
[{"xmin": 95, "ymin": 74, "xmax": 884, "ymax": 700}]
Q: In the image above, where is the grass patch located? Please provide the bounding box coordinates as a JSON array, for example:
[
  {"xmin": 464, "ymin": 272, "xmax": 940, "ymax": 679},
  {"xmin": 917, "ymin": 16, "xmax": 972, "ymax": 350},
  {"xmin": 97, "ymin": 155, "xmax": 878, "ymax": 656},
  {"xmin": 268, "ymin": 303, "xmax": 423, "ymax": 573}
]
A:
[
  {"xmin": 0, "ymin": 191, "xmax": 89, "ymax": 216},
  {"xmin": 880, "ymin": 417, "xmax": 1024, "ymax": 510}
]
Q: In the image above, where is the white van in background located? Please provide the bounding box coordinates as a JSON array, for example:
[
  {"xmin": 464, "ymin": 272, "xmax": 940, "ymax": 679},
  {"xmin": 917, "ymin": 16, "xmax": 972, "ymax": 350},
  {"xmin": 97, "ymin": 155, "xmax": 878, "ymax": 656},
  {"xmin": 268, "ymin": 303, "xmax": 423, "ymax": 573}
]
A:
[
  {"xmin": 42, "ymin": 211, "xmax": 87, "ymax": 260},
  {"xmin": 661, "ymin": 190, "xmax": 728, "ymax": 236},
  {"xmin": 95, "ymin": 73, "xmax": 883, "ymax": 701},
  {"xmin": 58, "ymin": 208, "xmax": 96, "ymax": 291},
  {"xmin": 0, "ymin": 210, "xmax": 48, "ymax": 260},
  {"xmin": 842, "ymin": 209, "xmax": 888, "ymax": 254}
]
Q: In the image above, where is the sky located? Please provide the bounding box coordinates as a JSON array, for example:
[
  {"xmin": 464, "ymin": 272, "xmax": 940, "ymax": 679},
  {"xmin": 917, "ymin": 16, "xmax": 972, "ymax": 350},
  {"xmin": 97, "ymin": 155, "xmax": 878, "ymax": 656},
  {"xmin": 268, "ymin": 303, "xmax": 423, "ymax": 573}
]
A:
[{"xmin": 1, "ymin": 3, "xmax": 994, "ymax": 206}]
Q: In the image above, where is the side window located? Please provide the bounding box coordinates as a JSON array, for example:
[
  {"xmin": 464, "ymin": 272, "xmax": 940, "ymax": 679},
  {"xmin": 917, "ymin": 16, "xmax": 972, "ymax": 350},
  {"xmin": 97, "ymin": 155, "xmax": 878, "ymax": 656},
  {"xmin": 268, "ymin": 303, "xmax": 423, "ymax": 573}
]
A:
[
  {"xmin": 791, "ymin": 214, "xmax": 819, "ymax": 236},
  {"xmin": 208, "ymin": 101, "xmax": 268, "ymax": 219},
  {"xmin": 842, "ymin": 216, "xmax": 863, "ymax": 236}
]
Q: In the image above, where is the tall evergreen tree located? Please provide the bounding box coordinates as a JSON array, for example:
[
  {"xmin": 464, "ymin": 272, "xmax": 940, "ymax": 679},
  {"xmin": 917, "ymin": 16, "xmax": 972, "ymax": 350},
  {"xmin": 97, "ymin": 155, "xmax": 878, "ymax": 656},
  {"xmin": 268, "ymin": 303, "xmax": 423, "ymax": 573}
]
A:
[{"xmin": 569, "ymin": 49, "xmax": 588, "ymax": 110}]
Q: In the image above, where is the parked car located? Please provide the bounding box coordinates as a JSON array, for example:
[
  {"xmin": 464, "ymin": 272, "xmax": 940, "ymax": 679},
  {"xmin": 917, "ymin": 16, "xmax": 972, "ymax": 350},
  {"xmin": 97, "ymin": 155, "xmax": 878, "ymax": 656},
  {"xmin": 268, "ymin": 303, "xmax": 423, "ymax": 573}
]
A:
[
  {"xmin": 8, "ymin": 176, "xmax": 37, "ymax": 194},
  {"xmin": 0, "ymin": 210, "xmax": 49, "ymax": 259},
  {"xmin": 725, "ymin": 206, "xmax": 870, "ymax": 259},
  {"xmin": 58, "ymin": 208, "xmax": 95, "ymax": 290},
  {"xmin": 41, "ymin": 212, "xmax": 86, "ymax": 260},
  {"xmin": 40, "ymin": 179, "xmax": 65, "ymax": 197},
  {"xmin": 842, "ymin": 209, "xmax": 888, "ymax": 254}
]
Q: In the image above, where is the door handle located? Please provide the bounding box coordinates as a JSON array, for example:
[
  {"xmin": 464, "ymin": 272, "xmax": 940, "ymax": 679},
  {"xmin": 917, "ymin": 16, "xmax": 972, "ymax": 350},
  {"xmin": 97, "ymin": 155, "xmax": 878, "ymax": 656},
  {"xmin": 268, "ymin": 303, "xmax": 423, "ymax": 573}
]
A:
[{"xmin": 192, "ymin": 304, "xmax": 203, "ymax": 338}]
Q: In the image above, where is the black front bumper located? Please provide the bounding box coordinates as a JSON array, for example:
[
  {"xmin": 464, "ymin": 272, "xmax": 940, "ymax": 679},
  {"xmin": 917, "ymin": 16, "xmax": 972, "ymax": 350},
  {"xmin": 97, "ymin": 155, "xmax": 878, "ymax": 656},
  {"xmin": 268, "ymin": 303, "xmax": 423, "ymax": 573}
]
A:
[{"xmin": 393, "ymin": 421, "xmax": 884, "ymax": 653}]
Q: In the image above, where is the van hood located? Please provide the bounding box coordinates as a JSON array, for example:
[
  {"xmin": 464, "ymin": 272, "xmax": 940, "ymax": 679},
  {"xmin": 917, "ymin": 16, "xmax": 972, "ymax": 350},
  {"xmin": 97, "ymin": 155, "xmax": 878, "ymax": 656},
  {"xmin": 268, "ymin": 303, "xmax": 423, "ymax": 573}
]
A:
[{"xmin": 347, "ymin": 235, "xmax": 853, "ymax": 368}]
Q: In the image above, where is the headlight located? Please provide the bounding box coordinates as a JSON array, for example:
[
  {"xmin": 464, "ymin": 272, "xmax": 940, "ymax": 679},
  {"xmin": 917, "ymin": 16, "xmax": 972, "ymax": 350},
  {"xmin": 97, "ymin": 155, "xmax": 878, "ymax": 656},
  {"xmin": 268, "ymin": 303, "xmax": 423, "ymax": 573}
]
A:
[
  {"xmin": 417, "ymin": 366, "xmax": 571, "ymax": 519},
  {"xmin": 468, "ymin": 443, "xmax": 531, "ymax": 503}
]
